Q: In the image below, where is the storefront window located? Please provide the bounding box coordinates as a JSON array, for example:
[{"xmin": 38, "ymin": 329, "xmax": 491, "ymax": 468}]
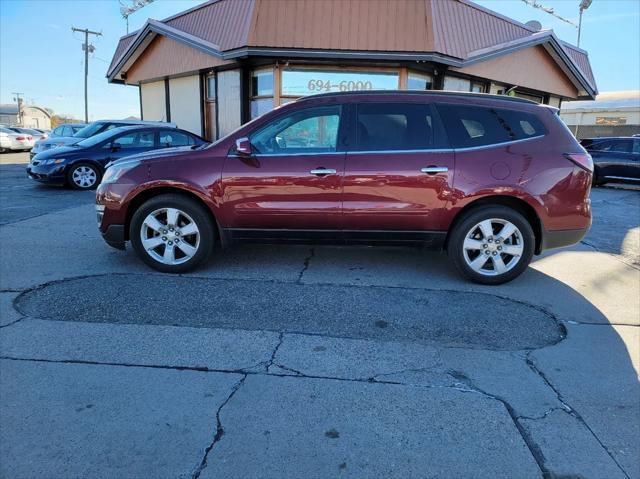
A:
[
  {"xmin": 251, "ymin": 98, "xmax": 274, "ymax": 119},
  {"xmin": 407, "ymin": 72, "xmax": 433, "ymax": 90},
  {"xmin": 252, "ymin": 69, "xmax": 274, "ymax": 96},
  {"xmin": 281, "ymin": 69, "xmax": 399, "ymax": 98},
  {"xmin": 443, "ymin": 76, "xmax": 471, "ymax": 92},
  {"xmin": 251, "ymin": 68, "xmax": 275, "ymax": 119},
  {"xmin": 471, "ymin": 82, "xmax": 485, "ymax": 93},
  {"xmin": 206, "ymin": 76, "xmax": 216, "ymax": 100}
]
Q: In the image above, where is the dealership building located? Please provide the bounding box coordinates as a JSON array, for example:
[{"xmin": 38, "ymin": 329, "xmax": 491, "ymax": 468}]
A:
[{"xmin": 107, "ymin": 0, "xmax": 597, "ymax": 141}]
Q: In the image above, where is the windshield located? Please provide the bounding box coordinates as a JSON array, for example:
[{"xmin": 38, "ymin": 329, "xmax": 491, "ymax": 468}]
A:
[
  {"xmin": 75, "ymin": 128, "xmax": 120, "ymax": 148},
  {"xmin": 72, "ymin": 122, "xmax": 105, "ymax": 138}
]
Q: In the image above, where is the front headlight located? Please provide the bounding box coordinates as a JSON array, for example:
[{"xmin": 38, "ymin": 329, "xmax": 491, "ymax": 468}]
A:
[
  {"xmin": 102, "ymin": 160, "xmax": 141, "ymax": 184},
  {"xmin": 42, "ymin": 158, "xmax": 66, "ymax": 165}
]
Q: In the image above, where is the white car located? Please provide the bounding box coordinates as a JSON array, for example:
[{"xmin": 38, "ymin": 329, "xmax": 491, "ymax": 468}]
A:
[{"xmin": 0, "ymin": 127, "xmax": 35, "ymax": 152}]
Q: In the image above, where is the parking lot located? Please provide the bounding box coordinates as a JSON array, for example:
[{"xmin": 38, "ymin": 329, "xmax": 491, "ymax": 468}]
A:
[{"xmin": 1, "ymin": 151, "xmax": 639, "ymax": 478}]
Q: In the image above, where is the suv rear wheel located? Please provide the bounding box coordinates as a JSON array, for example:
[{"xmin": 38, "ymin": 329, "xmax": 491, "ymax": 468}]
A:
[
  {"xmin": 448, "ymin": 206, "xmax": 535, "ymax": 285},
  {"xmin": 130, "ymin": 194, "xmax": 215, "ymax": 273}
]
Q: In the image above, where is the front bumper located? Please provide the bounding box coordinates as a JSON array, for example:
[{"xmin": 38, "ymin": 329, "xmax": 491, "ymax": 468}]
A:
[
  {"xmin": 101, "ymin": 224, "xmax": 126, "ymax": 250},
  {"xmin": 26, "ymin": 163, "xmax": 66, "ymax": 185}
]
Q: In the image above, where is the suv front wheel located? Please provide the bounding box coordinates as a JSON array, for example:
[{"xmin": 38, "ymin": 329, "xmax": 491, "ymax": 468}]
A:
[
  {"xmin": 448, "ymin": 206, "xmax": 535, "ymax": 285},
  {"xmin": 130, "ymin": 194, "xmax": 215, "ymax": 273}
]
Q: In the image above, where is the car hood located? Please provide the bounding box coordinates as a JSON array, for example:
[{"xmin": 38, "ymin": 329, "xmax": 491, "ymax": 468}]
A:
[
  {"xmin": 108, "ymin": 146, "xmax": 200, "ymax": 166},
  {"xmin": 32, "ymin": 145, "xmax": 82, "ymax": 161}
]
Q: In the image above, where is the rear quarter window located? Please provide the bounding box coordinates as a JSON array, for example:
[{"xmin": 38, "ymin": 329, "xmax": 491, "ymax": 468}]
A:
[{"xmin": 436, "ymin": 104, "xmax": 547, "ymax": 149}]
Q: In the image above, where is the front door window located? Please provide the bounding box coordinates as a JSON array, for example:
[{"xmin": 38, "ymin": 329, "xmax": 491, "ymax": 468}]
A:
[{"xmin": 250, "ymin": 105, "xmax": 341, "ymax": 154}]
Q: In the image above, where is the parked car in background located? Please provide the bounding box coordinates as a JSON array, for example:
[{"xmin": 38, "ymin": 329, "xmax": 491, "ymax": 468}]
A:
[
  {"xmin": 31, "ymin": 120, "xmax": 176, "ymax": 157},
  {"xmin": 96, "ymin": 91, "xmax": 593, "ymax": 285},
  {"xmin": 8, "ymin": 127, "xmax": 47, "ymax": 142},
  {"xmin": 50, "ymin": 123, "xmax": 86, "ymax": 138},
  {"xmin": 580, "ymin": 137, "xmax": 640, "ymax": 186},
  {"xmin": 0, "ymin": 127, "xmax": 35, "ymax": 152},
  {"xmin": 28, "ymin": 125, "xmax": 206, "ymax": 189}
]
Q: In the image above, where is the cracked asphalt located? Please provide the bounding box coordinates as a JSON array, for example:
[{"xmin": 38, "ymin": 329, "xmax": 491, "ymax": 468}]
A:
[{"xmin": 1, "ymin": 152, "xmax": 639, "ymax": 479}]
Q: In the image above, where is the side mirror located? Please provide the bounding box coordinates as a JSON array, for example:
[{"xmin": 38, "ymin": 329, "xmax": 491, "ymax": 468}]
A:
[
  {"xmin": 235, "ymin": 137, "xmax": 252, "ymax": 156},
  {"xmin": 111, "ymin": 144, "xmax": 121, "ymax": 152}
]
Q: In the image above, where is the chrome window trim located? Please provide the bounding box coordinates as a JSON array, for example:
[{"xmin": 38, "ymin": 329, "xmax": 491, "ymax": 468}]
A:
[
  {"xmin": 347, "ymin": 134, "xmax": 546, "ymax": 155},
  {"xmin": 227, "ymin": 134, "xmax": 546, "ymax": 157}
]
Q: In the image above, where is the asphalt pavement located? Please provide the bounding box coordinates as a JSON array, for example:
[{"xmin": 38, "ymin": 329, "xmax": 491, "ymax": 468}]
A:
[{"xmin": 0, "ymin": 150, "xmax": 638, "ymax": 478}]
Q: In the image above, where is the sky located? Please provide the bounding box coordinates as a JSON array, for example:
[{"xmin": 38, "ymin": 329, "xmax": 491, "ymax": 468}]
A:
[{"xmin": 1, "ymin": 0, "xmax": 639, "ymax": 121}]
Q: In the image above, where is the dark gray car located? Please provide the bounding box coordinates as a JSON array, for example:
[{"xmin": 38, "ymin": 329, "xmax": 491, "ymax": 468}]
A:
[
  {"xmin": 31, "ymin": 119, "xmax": 177, "ymax": 158},
  {"xmin": 581, "ymin": 137, "xmax": 640, "ymax": 186}
]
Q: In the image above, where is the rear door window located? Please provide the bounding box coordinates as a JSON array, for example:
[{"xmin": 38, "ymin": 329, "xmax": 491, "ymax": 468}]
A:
[
  {"xmin": 437, "ymin": 104, "xmax": 546, "ymax": 148},
  {"xmin": 159, "ymin": 131, "xmax": 194, "ymax": 147},
  {"xmin": 354, "ymin": 103, "xmax": 436, "ymax": 151},
  {"xmin": 113, "ymin": 131, "xmax": 156, "ymax": 149}
]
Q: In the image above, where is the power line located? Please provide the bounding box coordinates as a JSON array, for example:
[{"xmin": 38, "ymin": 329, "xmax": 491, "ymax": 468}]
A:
[
  {"xmin": 71, "ymin": 27, "xmax": 102, "ymax": 123},
  {"xmin": 520, "ymin": 0, "xmax": 578, "ymax": 28}
]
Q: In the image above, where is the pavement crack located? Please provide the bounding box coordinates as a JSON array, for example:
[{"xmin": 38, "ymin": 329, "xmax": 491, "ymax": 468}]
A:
[
  {"xmin": 192, "ymin": 374, "xmax": 247, "ymax": 479},
  {"xmin": 296, "ymin": 247, "xmax": 315, "ymax": 283},
  {"xmin": 525, "ymin": 353, "xmax": 631, "ymax": 479},
  {"xmin": 265, "ymin": 332, "xmax": 284, "ymax": 373},
  {"xmin": 0, "ymin": 316, "xmax": 26, "ymax": 329},
  {"xmin": 445, "ymin": 369, "xmax": 551, "ymax": 478}
]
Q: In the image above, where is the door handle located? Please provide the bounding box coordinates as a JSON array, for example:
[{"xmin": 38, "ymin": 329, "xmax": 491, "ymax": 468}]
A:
[
  {"xmin": 421, "ymin": 166, "xmax": 449, "ymax": 174},
  {"xmin": 310, "ymin": 168, "xmax": 337, "ymax": 176}
]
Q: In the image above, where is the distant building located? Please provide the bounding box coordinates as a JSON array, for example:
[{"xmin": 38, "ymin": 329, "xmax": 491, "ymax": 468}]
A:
[
  {"xmin": 107, "ymin": 0, "xmax": 597, "ymax": 141},
  {"xmin": 0, "ymin": 104, "xmax": 52, "ymax": 130},
  {"xmin": 561, "ymin": 91, "xmax": 640, "ymax": 139}
]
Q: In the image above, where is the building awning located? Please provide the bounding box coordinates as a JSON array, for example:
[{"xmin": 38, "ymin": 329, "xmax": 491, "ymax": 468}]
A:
[{"xmin": 108, "ymin": 0, "xmax": 597, "ymax": 99}]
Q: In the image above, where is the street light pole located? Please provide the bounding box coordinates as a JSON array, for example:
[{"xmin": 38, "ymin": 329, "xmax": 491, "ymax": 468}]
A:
[
  {"xmin": 71, "ymin": 27, "xmax": 102, "ymax": 123},
  {"xmin": 577, "ymin": 0, "xmax": 593, "ymax": 48}
]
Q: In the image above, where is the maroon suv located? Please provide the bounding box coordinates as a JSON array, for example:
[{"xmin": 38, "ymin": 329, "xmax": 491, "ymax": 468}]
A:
[{"xmin": 96, "ymin": 91, "xmax": 592, "ymax": 284}]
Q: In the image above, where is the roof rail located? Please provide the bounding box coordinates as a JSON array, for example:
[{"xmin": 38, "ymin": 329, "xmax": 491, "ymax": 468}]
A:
[{"xmin": 295, "ymin": 90, "xmax": 538, "ymax": 105}]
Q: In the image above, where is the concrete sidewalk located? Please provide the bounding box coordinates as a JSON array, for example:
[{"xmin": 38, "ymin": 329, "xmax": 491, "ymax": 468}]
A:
[{"xmin": 0, "ymin": 185, "xmax": 638, "ymax": 478}]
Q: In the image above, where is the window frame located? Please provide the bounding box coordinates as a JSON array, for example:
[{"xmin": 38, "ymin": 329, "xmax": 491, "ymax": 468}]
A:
[
  {"xmin": 158, "ymin": 129, "xmax": 196, "ymax": 148},
  {"xmin": 106, "ymin": 129, "xmax": 158, "ymax": 150},
  {"xmin": 248, "ymin": 104, "xmax": 346, "ymax": 156},
  {"xmin": 435, "ymin": 103, "xmax": 547, "ymax": 150}
]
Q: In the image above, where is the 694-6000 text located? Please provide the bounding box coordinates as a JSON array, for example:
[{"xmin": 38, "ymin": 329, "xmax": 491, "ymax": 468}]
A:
[{"xmin": 307, "ymin": 79, "xmax": 374, "ymax": 92}]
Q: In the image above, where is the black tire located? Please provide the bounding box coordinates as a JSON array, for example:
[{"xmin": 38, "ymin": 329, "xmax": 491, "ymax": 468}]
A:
[
  {"xmin": 130, "ymin": 194, "xmax": 215, "ymax": 273},
  {"xmin": 591, "ymin": 167, "xmax": 603, "ymax": 187},
  {"xmin": 448, "ymin": 206, "xmax": 535, "ymax": 285},
  {"xmin": 67, "ymin": 162, "xmax": 101, "ymax": 190}
]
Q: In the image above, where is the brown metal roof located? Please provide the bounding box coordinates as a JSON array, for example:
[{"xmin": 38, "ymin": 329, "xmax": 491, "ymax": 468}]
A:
[
  {"xmin": 165, "ymin": 0, "xmax": 255, "ymax": 51},
  {"xmin": 246, "ymin": 0, "xmax": 435, "ymax": 53},
  {"xmin": 108, "ymin": 0, "xmax": 596, "ymax": 96}
]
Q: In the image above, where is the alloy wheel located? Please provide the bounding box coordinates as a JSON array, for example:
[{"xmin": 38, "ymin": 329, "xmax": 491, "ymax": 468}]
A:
[
  {"xmin": 462, "ymin": 218, "xmax": 524, "ymax": 276},
  {"xmin": 139, "ymin": 208, "xmax": 201, "ymax": 265},
  {"xmin": 72, "ymin": 166, "xmax": 97, "ymax": 188}
]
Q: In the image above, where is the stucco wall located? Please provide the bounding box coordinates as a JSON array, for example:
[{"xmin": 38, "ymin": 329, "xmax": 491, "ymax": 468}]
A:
[
  {"xmin": 169, "ymin": 75, "xmax": 202, "ymax": 136},
  {"xmin": 140, "ymin": 81, "xmax": 167, "ymax": 121},
  {"xmin": 217, "ymin": 69, "xmax": 242, "ymax": 137},
  {"xmin": 454, "ymin": 45, "xmax": 579, "ymax": 99}
]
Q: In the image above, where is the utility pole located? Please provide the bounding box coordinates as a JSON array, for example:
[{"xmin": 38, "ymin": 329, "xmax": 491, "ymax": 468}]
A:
[
  {"xmin": 71, "ymin": 27, "xmax": 102, "ymax": 123},
  {"xmin": 12, "ymin": 92, "xmax": 24, "ymax": 126}
]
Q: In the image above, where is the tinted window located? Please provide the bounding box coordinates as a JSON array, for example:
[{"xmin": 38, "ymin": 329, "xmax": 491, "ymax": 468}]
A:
[
  {"xmin": 62, "ymin": 126, "xmax": 73, "ymax": 136},
  {"xmin": 113, "ymin": 131, "xmax": 155, "ymax": 149},
  {"xmin": 355, "ymin": 103, "xmax": 435, "ymax": 151},
  {"xmin": 159, "ymin": 131, "xmax": 194, "ymax": 147},
  {"xmin": 633, "ymin": 140, "xmax": 640, "ymax": 154},
  {"xmin": 591, "ymin": 139, "xmax": 633, "ymax": 153},
  {"xmin": 250, "ymin": 105, "xmax": 341, "ymax": 153},
  {"xmin": 437, "ymin": 104, "xmax": 546, "ymax": 148},
  {"xmin": 53, "ymin": 126, "xmax": 64, "ymax": 136}
]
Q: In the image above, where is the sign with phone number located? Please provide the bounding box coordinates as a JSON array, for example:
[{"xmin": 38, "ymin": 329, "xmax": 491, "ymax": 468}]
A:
[
  {"xmin": 307, "ymin": 79, "xmax": 374, "ymax": 92},
  {"xmin": 282, "ymin": 70, "xmax": 399, "ymax": 96}
]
